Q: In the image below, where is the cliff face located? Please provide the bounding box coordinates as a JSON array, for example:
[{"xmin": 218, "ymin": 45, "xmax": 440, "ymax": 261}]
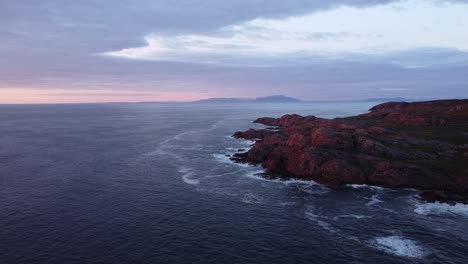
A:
[{"xmin": 232, "ymin": 99, "xmax": 468, "ymax": 204}]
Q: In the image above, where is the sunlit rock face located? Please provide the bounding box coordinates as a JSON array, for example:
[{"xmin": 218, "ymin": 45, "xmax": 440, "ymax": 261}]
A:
[{"xmin": 232, "ymin": 99, "xmax": 468, "ymax": 204}]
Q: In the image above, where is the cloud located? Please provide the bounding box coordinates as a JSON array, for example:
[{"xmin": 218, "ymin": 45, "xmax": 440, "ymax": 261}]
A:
[
  {"xmin": 103, "ymin": 0, "xmax": 468, "ymax": 66},
  {"xmin": 1, "ymin": 0, "xmax": 403, "ymax": 54},
  {"xmin": 1, "ymin": 0, "xmax": 468, "ymax": 102},
  {"xmin": 102, "ymin": 28, "xmax": 359, "ymax": 62},
  {"xmin": 45, "ymin": 92, "xmax": 160, "ymax": 97}
]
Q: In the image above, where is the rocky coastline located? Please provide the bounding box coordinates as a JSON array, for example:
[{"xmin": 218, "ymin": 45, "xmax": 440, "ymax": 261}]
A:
[{"xmin": 231, "ymin": 100, "xmax": 468, "ymax": 204}]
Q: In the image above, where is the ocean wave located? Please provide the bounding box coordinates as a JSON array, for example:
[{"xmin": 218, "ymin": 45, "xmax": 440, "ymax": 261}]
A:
[
  {"xmin": 274, "ymin": 178, "xmax": 319, "ymax": 186},
  {"xmin": 369, "ymin": 236, "xmax": 428, "ymax": 258},
  {"xmin": 366, "ymin": 194, "xmax": 383, "ymax": 207},
  {"xmin": 243, "ymin": 169, "xmax": 269, "ymax": 180},
  {"xmin": 414, "ymin": 202, "xmax": 468, "ymax": 217},
  {"xmin": 212, "ymin": 153, "xmax": 252, "ymax": 168},
  {"xmin": 244, "ymin": 171, "xmax": 318, "ymax": 185},
  {"xmin": 347, "ymin": 184, "xmax": 385, "ymax": 191},
  {"xmin": 300, "ymin": 185, "xmax": 330, "ymax": 195},
  {"xmin": 228, "ymin": 137, "xmax": 255, "ymax": 146},
  {"xmin": 243, "ymin": 170, "xmax": 330, "ymax": 196},
  {"xmin": 333, "ymin": 215, "xmax": 372, "ymax": 220}
]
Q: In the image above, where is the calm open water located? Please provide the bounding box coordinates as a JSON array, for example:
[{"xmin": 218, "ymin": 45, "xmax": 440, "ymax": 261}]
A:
[{"xmin": 1, "ymin": 102, "xmax": 467, "ymax": 264}]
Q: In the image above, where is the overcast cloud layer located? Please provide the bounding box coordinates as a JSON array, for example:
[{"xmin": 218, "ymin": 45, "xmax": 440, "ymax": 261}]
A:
[{"xmin": 1, "ymin": 0, "xmax": 467, "ymax": 102}]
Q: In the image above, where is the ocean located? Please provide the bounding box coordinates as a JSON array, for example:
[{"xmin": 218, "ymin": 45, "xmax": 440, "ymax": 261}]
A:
[{"xmin": 1, "ymin": 102, "xmax": 467, "ymax": 264}]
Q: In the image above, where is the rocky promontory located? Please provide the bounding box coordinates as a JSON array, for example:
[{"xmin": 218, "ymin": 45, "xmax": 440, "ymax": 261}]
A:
[{"xmin": 231, "ymin": 100, "xmax": 468, "ymax": 204}]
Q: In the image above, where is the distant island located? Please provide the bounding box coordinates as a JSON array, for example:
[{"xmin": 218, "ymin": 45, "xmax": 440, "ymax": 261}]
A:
[
  {"xmin": 231, "ymin": 99, "xmax": 468, "ymax": 204},
  {"xmin": 193, "ymin": 95, "xmax": 301, "ymax": 103},
  {"xmin": 192, "ymin": 95, "xmax": 417, "ymax": 104}
]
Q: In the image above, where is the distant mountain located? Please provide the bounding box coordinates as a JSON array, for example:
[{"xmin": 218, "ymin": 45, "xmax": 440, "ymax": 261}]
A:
[
  {"xmin": 193, "ymin": 96, "xmax": 417, "ymax": 104},
  {"xmin": 254, "ymin": 95, "xmax": 301, "ymax": 103},
  {"xmin": 194, "ymin": 95, "xmax": 301, "ymax": 103}
]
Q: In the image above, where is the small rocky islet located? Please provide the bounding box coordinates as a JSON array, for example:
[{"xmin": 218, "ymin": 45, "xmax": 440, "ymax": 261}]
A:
[{"xmin": 231, "ymin": 99, "xmax": 468, "ymax": 204}]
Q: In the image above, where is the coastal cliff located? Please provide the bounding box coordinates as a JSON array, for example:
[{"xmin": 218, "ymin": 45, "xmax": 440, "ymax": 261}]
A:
[{"xmin": 231, "ymin": 100, "xmax": 468, "ymax": 204}]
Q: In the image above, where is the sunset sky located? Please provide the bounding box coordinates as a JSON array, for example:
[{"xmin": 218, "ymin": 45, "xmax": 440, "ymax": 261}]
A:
[{"xmin": 1, "ymin": 0, "xmax": 468, "ymax": 103}]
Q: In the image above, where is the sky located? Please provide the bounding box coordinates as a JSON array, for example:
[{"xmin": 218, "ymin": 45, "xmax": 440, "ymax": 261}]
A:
[{"xmin": 1, "ymin": 0, "xmax": 467, "ymax": 103}]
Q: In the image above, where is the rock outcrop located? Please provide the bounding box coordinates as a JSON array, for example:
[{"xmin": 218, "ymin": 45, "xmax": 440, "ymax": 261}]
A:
[{"xmin": 231, "ymin": 99, "xmax": 468, "ymax": 204}]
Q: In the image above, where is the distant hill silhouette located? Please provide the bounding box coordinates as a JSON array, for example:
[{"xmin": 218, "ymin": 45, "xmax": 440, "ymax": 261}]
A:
[
  {"xmin": 254, "ymin": 95, "xmax": 301, "ymax": 103},
  {"xmin": 194, "ymin": 95, "xmax": 301, "ymax": 103}
]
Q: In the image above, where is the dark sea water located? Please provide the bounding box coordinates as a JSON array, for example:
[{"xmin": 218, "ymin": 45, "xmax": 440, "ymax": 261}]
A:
[{"xmin": 1, "ymin": 102, "xmax": 467, "ymax": 264}]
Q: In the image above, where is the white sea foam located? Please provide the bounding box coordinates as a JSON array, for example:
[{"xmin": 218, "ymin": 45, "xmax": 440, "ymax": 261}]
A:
[
  {"xmin": 333, "ymin": 215, "xmax": 372, "ymax": 220},
  {"xmin": 347, "ymin": 184, "xmax": 385, "ymax": 191},
  {"xmin": 414, "ymin": 202, "xmax": 468, "ymax": 217},
  {"xmin": 244, "ymin": 171, "xmax": 318, "ymax": 186},
  {"xmin": 366, "ymin": 194, "xmax": 383, "ymax": 207},
  {"xmin": 234, "ymin": 138, "xmax": 255, "ymax": 146},
  {"xmin": 195, "ymin": 187, "xmax": 240, "ymax": 197},
  {"xmin": 370, "ymin": 236, "xmax": 428, "ymax": 258},
  {"xmin": 179, "ymin": 167, "xmax": 200, "ymax": 185},
  {"xmin": 275, "ymin": 178, "xmax": 319, "ymax": 186},
  {"xmin": 225, "ymin": 147, "xmax": 240, "ymax": 151},
  {"xmin": 241, "ymin": 193, "xmax": 264, "ymax": 204},
  {"xmin": 204, "ymin": 169, "xmax": 245, "ymax": 179},
  {"xmin": 244, "ymin": 171, "xmax": 330, "ymax": 195},
  {"xmin": 277, "ymin": 201, "xmax": 296, "ymax": 207},
  {"xmin": 212, "ymin": 153, "xmax": 232, "ymax": 163},
  {"xmin": 243, "ymin": 169, "xmax": 269, "ymax": 180},
  {"xmin": 182, "ymin": 175, "xmax": 200, "ymax": 185},
  {"xmin": 300, "ymin": 185, "xmax": 330, "ymax": 195},
  {"xmin": 146, "ymin": 120, "xmax": 223, "ymax": 157},
  {"xmin": 212, "ymin": 153, "xmax": 252, "ymax": 168},
  {"xmin": 304, "ymin": 210, "xmax": 337, "ymax": 233}
]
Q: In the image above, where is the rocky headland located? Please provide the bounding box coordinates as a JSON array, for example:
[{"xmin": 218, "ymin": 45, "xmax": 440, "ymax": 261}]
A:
[{"xmin": 231, "ymin": 99, "xmax": 468, "ymax": 204}]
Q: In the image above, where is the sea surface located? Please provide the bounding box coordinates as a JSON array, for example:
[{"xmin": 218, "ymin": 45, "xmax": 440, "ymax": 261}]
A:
[{"xmin": 1, "ymin": 102, "xmax": 467, "ymax": 264}]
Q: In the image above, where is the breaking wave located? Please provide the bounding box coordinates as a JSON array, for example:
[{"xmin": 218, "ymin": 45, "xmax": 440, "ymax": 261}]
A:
[
  {"xmin": 414, "ymin": 202, "xmax": 468, "ymax": 217},
  {"xmin": 369, "ymin": 236, "xmax": 428, "ymax": 258},
  {"xmin": 366, "ymin": 194, "xmax": 383, "ymax": 207},
  {"xmin": 347, "ymin": 184, "xmax": 385, "ymax": 191}
]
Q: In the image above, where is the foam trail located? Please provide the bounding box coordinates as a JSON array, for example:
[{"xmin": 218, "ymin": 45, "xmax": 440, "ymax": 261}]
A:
[
  {"xmin": 179, "ymin": 167, "xmax": 200, "ymax": 185},
  {"xmin": 146, "ymin": 119, "xmax": 224, "ymax": 157},
  {"xmin": 182, "ymin": 175, "xmax": 200, "ymax": 185},
  {"xmin": 369, "ymin": 236, "xmax": 428, "ymax": 258},
  {"xmin": 241, "ymin": 193, "xmax": 264, "ymax": 204},
  {"xmin": 204, "ymin": 169, "xmax": 245, "ymax": 179},
  {"xmin": 304, "ymin": 210, "xmax": 337, "ymax": 234},
  {"xmin": 414, "ymin": 202, "xmax": 468, "ymax": 216}
]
